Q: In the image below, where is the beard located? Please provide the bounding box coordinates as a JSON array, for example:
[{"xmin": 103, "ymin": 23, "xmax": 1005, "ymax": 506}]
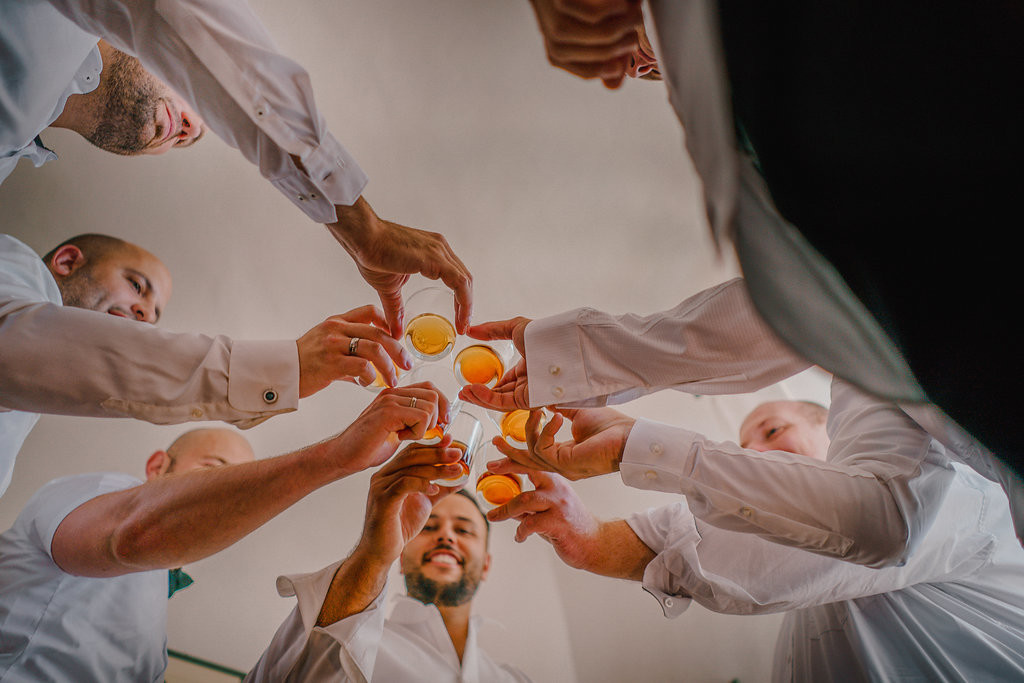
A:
[
  {"xmin": 85, "ymin": 50, "xmax": 163, "ymax": 155},
  {"xmin": 404, "ymin": 564, "xmax": 482, "ymax": 608},
  {"xmin": 56, "ymin": 267, "xmax": 105, "ymax": 312}
]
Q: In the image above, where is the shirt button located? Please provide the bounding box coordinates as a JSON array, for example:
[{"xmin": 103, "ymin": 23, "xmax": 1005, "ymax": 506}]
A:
[
  {"xmin": 191, "ymin": 407, "xmax": 204, "ymax": 419},
  {"xmin": 551, "ymin": 387, "xmax": 564, "ymax": 399},
  {"xmin": 739, "ymin": 507, "xmax": 753, "ymax": 518},
  {"xmin": 548, "ymin": 365, "xmax": 561, "ymax": 376},
  {"xmin": 650, "ymin": 443, "xmax": 664, "ymax": 456},
  {"xmin": 664, "ymin": 597, "xmax": 674, "ymax": 608},
  {"xmin": 255, "ymin": 107, "xmax": 266, "ymax": 117},
  {"xmin": 297, "ymin": 194, "xmax": 306, "ymax": 201},
  {"xmin": 644, "ymin": 470, "xmax": 658, "ymax": 480},
  {"xmin": 309, "ymin": 193, "xmax": 318, "ymax": 200},
  {"xmin": 263, "ymin": 389, "xmax": 278, "ymax": 405}
]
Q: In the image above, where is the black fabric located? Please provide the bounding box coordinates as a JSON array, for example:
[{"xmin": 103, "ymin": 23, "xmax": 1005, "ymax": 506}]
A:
[{"xmin": 716, "ymin": 0, "xmax": 1023, "ymax": 475}]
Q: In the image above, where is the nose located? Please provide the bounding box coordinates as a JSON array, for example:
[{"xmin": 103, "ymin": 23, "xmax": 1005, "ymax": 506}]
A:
[
  {"xmin": 434, "ymin": 523, "xmax": 456, "ymax": 544},
  {"xmin": 178, "ymin": 109, "xmax": 204, "ymax": 143},
  {"xmin": 131, "ymin": 302, "xmax": 157, "ymax": 324}
]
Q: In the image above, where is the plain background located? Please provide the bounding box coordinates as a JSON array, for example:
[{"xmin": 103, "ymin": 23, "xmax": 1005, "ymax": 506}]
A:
[{"xmin": 0, "ymin": 1, "xmax": 831, "ymax": 680}]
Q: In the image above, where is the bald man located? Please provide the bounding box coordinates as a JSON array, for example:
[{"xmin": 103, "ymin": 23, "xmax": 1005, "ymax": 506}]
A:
[
  {"xmin": 0, "ymin": 380, "xmax": 454, "ymax": 681},
  {"xmin": 487, "ymin": 397, "xmax": 1024, "ymax": 680},
  {"xmin": 0, "ymin": 231, "xmax": 417, "ymax": 500}
]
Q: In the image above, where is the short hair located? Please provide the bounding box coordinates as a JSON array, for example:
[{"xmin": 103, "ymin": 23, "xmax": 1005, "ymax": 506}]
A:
[
  {"xmin": 43, "ymin": 233, "xmax": 132, "ymax": 264},
  {"xmin": 453, "ymin": 489, "xmax": 490, "ymax": 545}
]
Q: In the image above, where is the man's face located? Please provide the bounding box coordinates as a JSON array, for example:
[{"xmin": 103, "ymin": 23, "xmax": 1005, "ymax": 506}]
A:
[
  {"xmin": 56, "ymin": 244, "xmax": 172, "ymax": 324},
  {"xmin": 86, "ymin": 43, "xmax": 205, "ymax": 156},
  {"xmin": 400, "ymin": 494, "xmax": 491, "ymax": 608},
  {"xmin": 738, "ymin": 402, "xmax": 829, "ymax": 460}
]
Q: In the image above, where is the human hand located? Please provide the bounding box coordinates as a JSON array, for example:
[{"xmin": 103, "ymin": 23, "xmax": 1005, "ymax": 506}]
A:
[
  {"xmin": 458, "ymin": 317, "xmax": 531, "ymax": 411},
  {"xmin": 489, "ymin": 407, "xmax": 634, "ymax": 480},
  {"xmin": 529, "ymin": 0, "xmax": 644, "ymax": 89},
  {"xmin": 297, "ymin": 305, "xmax": 413, "ymax": 398},
  {"xmin": 485, "ymin": 464, "xmax": 602, "ymax": 571},
  {"xmin": 325, "ymin": 383, "xmax": 453, "ymax": 477},
  {"xmin": 327, "ymin": 197, "xmax": 473, "ymax": 337},
  {"xmin": 355, "ymin": 442, "xmax": 462, "ymax": 567}
]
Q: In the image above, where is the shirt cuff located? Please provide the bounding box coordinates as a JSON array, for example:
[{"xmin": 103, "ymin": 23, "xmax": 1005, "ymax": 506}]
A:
[
  {"xmin": 620, "ymin": 419, "xmax": 702, "ymax": 494},
  {"xmin": 525, "ymin": 309, "xmax": 595, "ymax": 406},
  {"xmin": 227, "ymin": 339, "xmax": 300, "ymax": 424},
  {"xmin": 271, "ymin": 134, "xmax": 368, "ymax": 223}
]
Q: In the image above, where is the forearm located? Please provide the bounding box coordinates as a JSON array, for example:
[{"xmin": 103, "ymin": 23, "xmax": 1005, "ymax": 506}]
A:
[
  {"xmin": 52, "ymin": 441, "xmax": 349, "ymax": 576},
  {"xmin": 578, "ymin": 520, "xmax": 655, "ymax": 581},
  {"xmin": 525, "ymin": 278, "xmax": 809, "ymax": 407},
  {"xmin": 0, "ymin": 301, "xmax": 297, "ymax": 426},
  {"xmin": 44, "ymin": 0, "xmax": 366, "ymax": 222},
  {"xmin": 315, "ymin": 546, "xmax": 393, "ymax": 627}
]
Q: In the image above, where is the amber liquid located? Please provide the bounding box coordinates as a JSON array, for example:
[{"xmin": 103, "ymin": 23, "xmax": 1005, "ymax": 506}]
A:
[
  {"xmin": 454, "ymin": 345, "xmax": 504, "ymax": 387},
  {"xmin": 475, "ymin": 472, "xmax": 521, "ymax": 506},
  {"xmin": 434, "ymin": 440, "xmax": 471, "ymax": 485},
  {"xmin": 405, "ymin": 313, "xmax": 456, "ymax": 359},
  {"xmin": 369, "ymin": 357, "xmax": 400, "ymax": 391}
]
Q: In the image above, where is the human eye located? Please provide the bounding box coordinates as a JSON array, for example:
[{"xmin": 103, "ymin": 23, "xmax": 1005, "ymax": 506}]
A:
[
  {"xmin": 127, "ymin": 275, "xmax": 142, "ymax": 293},
  {"xmin": 456, "ymin": 526, "xmax": 475, "ymax": 537}
]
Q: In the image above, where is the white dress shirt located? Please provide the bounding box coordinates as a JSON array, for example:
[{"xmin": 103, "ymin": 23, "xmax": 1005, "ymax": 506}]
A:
[
  {"xmin": 1, "ymin": 0, "xmax": 366, "ymax": 223},
  {"xmin": 0, "ymin": 472, "xmax": 169, "ymax": 682},
  {"xmin": 0, "ymin": 234, "xmax": 297, "ymax": 496},
  {"xmin": 246, "ymin": 562, "xmax": 531, "ymax": 683},
  {"xmin": 525, "ymin": 276, "xmax": 1024, "ymax": 561},
  {"xmin": 628, "ymin": 460, "xmax": 1024, "ymax": 681}
]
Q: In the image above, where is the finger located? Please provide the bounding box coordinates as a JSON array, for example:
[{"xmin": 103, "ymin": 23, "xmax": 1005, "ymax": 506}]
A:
[
  {"xmin": 335, "ymin": 304, "xmax": 390, "ymax": 330},
  {"xmin": 374, "ymin": 285, "xmax": 407, "ymax": 340},
  {"xmin": 396, "ymin": 382, "xmax": 452, "ymax": 424},
  {"xmin": 449, "ymin": 271, "xmax": 473, "ymax": 335},
  {"xmin": 457, "ymin": 383, "xmax": 518, "ymax": 412},
  {"xmin": 547, "ymin": 33, "xmax": 638, "ymax": 65},
  {"xmin": 377, "ymin": 388, "xmax": 441, "ymax": 440},
  {"xmin": 466, "ymin": 319, "xmax": 519, "ymax": 341},
  {"xmin": 487, "ymin": 490, "xmax": 550, "ymax": 522},
  {"xmin": 348, "ymin": 331, "xmax": 411, "ymax": 384},
  {"xmin": 379, "ymin": 444, "xmax": 462, "ymax": 475},
  {"xmin": 491, "ymin": 436, "xmax": 552, "ymax": 472},
  {"xmin": 554, "ymin": 0, "xmax": 639, "ymax": 23},
  {"xmin": 513, "ymin": 512, "xmax": 559, "ymax": 544}
]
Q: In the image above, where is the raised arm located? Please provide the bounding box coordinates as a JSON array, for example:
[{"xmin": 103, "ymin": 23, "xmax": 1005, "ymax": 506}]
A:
[
  {"xmin": 315, "ymin": 443, "xmax": 460, "ymax": 626},
  {"xmin": 459, "ymin": 278, "xmax": 809, "ymax": 412},
  {"xmin": 50, "ymin": 384, "xmax": 450, "ymax": 577}
]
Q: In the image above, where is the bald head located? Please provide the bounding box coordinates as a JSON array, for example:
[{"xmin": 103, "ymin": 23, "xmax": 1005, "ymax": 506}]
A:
[
  {"xmin": 146, "ymin": 428, "xmax": 254, "ymax": 480},
  {"xmin": 739, "ymin": 400, "xmax": 830, "ymax": 460},
  {"xmin": 44, "ymin": 233, "xmax": 172, "ymax": 324}
]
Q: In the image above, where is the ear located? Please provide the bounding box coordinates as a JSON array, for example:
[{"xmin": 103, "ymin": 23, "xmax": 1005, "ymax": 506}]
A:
[
  {"xmin": 144, "ymin": 450, "xmax": 172, "ymax": 481},
  {"xmin": 48, "ymin": 244, "xmax": 86, "ymax": 278},
  {"xmin": 480, "ymin": 552, "xmax": 492, "ymax": 582}
]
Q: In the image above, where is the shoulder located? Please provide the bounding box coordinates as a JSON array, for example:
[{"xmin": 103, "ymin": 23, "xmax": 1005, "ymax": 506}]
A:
[{"xmin": 0, "ymin": 234, "xmax": 61, "ymax": 305}]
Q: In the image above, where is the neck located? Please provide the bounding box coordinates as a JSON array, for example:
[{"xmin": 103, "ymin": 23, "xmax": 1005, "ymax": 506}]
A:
[
  {"xmin": 49, "ymin": 92, "xmax": 95, "ymax": 137},
  {"xmin": 437, "ymin": 601, "xmax": 473, "ymax": 662}
]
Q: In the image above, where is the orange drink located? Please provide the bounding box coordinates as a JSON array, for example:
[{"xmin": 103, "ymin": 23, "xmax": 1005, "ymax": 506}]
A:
[{"xmin": 453, "ymin": 345, "xmax": 504, "ymax": 387}]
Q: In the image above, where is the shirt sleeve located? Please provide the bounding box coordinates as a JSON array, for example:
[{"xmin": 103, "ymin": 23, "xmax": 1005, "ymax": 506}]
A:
[
  {"xmin": 0, "ymin": 300, "xmax": 299, "ymax": 428},
  {"xmin": 19, "ymin": 472, "xmax": 142, "ymax": 559},
  {"xmin": 524, "ymin": 278, "xmax": 811, "ymax": 407},
  {"xmin": 245, "ymin": 562, "xmax": 388, "ymax": 683},
  {"xmin": 619, "ymin": 379, "xmax": 956, "ymax": 568},
  {"xmin": 42, "ymin": 0, "xmax": 367, "ymax": 224},
  {"xmin": 627, "ymin": 464, "xmax": 1007, "ymax": 616}
]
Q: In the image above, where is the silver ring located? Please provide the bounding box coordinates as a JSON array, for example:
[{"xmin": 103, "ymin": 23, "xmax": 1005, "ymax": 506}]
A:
[
  {"xmin": 409, "ymin": 397, "xmax": 418, "ymax": 409},
  {"xmin": 348, "ymin": 337, "xmax": 360, "ymax": 355}
]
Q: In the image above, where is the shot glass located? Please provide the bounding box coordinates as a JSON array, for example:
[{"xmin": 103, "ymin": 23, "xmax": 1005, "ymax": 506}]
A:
[
  {"xmin": 431, "ymin": 410, "xmax": 482, "ymax": 488},
  {"xmin": 451, "ymin": 338, "xmax": 515, "ymax": 388},
  {"xmin": 473, "ymin": 444, "xmax": 524, "ymax": 511},
  {"xmin": 403, "ymin": 286, "xmax": 457, "ymax": 362},
  {"xmin": 488, "ymin": 408, "xmax": 548, "ymax": 448}
]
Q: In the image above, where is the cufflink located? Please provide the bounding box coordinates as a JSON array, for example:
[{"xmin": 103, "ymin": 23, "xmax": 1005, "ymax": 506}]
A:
[{"xmin": 263, "ymin": 389, "xmax": 278, "ymax": 405}]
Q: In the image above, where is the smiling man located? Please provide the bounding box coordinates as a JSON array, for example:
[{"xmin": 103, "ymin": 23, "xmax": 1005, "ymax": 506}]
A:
[{"xmin": 247, "ymin": 445, "xmax": 531, "ymax": 682}]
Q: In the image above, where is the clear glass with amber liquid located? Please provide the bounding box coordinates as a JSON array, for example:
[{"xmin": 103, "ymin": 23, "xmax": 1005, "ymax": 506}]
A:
[
  {"xmin": 493, "ymin": 409, "xmax": 547, "ymax": 447},
  {"xmin": 430, "ymin": 411, "xmax": 481, "ymax": 487},
  {"xmin": 403, "ymin": 286, "xmax": 457, "ymax": 361},
  {"xmin": 475, "ymin": 471, "xmax": 522, "ymax": 509},
  {"xmin": 453, "ymin": 344, "xmax": 504, "ymax": 387}
]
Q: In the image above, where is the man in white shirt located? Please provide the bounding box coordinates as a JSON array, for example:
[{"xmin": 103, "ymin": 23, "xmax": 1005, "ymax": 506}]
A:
[
  {"xmin": 0, "ymin": 383, "xmax": 455, "ymax": 682},
  {"xmin": 1, "ymin": 0, "xmax": 472, "ymax": 336},
  {"xmin": 486, "ymin": 399, "xmax": 1024, "ymax": 680},
  {"xmin": 0, "ymin": 232, "xmax": 416, "ymax": 499},
  {"xmin": 246, "ymin": 447, "xmax": 531, "ymax": 682}
]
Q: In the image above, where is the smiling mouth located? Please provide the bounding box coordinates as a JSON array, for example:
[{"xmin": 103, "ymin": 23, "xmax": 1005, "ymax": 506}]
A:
[
  {"xmin": 161, "ymin": 102, "xmax": 178, "ymax": 143},
  {"xmin": 424, "ymin": 549, "xmax": 462, "ymax": 567}
]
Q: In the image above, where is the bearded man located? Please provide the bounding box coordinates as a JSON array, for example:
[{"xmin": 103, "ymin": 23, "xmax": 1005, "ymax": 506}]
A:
[{"xmin": 246, "ymin": 444, "xmax": 532, "ymax": 682}]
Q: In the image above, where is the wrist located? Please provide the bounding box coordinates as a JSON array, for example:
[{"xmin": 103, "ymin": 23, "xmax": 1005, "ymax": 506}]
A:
[
  {"xmin": 326, "ymin": 196, "xmax": 380, "ymax": 254},
  {"xmin": 608, "ymin": 418, "xmax": 635, "ymax": 474}
]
